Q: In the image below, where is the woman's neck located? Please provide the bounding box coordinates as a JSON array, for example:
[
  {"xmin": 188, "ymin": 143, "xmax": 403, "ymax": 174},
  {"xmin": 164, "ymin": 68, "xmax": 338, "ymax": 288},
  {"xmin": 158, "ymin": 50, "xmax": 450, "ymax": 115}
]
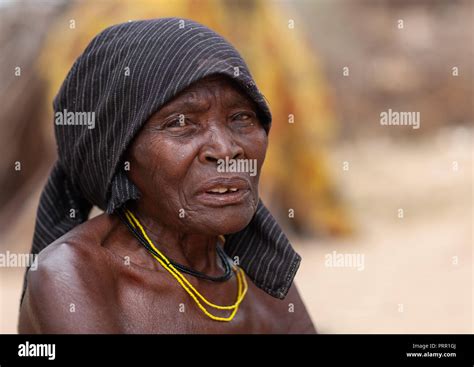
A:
[{"xmin": 128, "ymin": 201, "xmax": 223, "ymax": 275}]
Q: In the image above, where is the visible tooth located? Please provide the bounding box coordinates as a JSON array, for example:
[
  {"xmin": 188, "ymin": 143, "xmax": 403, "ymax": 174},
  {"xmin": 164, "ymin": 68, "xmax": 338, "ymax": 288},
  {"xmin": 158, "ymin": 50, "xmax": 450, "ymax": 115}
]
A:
[
  {"xmin": 209, "ymin": 187, "xmax": 228, "ymax": 193},
  {"xmin": 229, "ymin": 188, "xmax": 238, "ymax": 192}
]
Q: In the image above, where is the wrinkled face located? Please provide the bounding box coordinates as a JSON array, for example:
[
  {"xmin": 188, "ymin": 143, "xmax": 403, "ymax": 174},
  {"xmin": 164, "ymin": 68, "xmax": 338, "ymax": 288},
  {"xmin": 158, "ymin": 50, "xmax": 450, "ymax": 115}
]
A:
[{"xmin": 127, "ymin": 75, "xmax": 268, "ymax": 235}]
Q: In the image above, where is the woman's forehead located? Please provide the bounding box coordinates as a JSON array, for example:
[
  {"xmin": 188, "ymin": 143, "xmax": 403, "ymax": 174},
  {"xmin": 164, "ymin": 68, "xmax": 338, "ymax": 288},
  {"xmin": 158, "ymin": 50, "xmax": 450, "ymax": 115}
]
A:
[
  {"xmin": 180, "ymin": 74, "xmax": 249, "ymax": 97},
  {"xmin": 162, "ymin": 75, "xmax": 257, "ymax": 111}
]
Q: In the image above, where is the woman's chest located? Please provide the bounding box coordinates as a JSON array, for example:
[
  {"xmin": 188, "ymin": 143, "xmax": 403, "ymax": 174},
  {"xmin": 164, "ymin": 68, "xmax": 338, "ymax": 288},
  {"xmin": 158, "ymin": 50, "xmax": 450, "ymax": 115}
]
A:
[{"xmin": 114, "ymin": 277, "xmax": 289, "ymax": 334}]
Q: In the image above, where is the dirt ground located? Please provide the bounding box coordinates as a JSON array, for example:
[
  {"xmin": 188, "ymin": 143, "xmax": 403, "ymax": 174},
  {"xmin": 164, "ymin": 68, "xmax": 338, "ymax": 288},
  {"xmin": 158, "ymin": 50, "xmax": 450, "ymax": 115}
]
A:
[
  {"xmin": 295, "ymin": 128, "xmax": 472, "ymax": 333},
  {"xmin": 1, "ymin": 130, "xmax": 472, "ymax": 333}
]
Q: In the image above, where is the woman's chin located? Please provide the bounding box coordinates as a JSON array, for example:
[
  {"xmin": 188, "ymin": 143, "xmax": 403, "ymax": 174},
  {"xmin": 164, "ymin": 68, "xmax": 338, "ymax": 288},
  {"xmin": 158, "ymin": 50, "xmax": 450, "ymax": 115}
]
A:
[
  {"xmin": 195, "ymin": 207, "xmax": 255, "ymax": 235},
  {"xmin": 219, "ymin": 216, "xmax": 254, "ymax": 235}
]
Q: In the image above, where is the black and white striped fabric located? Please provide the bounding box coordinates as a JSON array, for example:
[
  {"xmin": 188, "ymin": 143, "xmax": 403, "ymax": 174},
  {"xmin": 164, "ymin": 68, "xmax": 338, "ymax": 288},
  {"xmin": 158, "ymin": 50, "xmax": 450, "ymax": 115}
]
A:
[{"xmin": 25, "ymin": 18, "xmax": 301, "ymax": 301}]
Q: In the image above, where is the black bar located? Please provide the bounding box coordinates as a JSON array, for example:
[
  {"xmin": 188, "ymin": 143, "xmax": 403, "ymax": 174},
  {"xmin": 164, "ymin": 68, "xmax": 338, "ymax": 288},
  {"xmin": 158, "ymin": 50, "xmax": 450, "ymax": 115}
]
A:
[{"xmin": 0, "ymin": 334, "xmax": 472, "ymax": 366}]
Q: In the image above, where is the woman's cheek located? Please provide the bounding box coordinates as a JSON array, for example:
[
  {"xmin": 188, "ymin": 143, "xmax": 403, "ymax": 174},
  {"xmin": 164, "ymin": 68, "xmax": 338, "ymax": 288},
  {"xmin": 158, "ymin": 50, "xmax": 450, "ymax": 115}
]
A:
[{"xmin": 247, "ymin": 130, "xmax": 268, "ymax": 168}]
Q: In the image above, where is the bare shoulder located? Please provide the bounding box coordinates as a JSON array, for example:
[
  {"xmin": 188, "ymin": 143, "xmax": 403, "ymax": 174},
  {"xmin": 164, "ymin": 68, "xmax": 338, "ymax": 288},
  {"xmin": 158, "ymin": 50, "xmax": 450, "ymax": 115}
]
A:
[
  {"xmin": 258, "ymin": 281, "xmax": 317, "ymax": 334},
  {"xmin": 283, "ymin": 282, "xmax": 317, "ymax": 333},
  {"xmin": 19, "ymin": 215, "xmax": 120, "ymax": 333}
]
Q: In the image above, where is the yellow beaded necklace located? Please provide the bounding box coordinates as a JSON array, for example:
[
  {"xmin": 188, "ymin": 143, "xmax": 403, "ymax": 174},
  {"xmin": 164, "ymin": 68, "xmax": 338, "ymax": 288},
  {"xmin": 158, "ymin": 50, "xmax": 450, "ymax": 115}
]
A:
[{"xmin": 124, "ymin": 209, "xmax": 248, "ymax": 322}]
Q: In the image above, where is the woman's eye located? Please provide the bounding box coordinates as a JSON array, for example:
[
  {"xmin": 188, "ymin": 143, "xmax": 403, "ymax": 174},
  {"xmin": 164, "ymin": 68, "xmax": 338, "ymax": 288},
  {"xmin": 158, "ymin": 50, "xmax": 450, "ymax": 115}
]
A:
[
  {"xmin": 231, "ymin": 112, "xmax": 256, "ymax": 127},
  {"xmin": 233, "ymin": 112, "xmax": 252, "ymax": 121},
  {"xmin": 166, "ymin": 115, "xmax": 189, "ymax": 128}
]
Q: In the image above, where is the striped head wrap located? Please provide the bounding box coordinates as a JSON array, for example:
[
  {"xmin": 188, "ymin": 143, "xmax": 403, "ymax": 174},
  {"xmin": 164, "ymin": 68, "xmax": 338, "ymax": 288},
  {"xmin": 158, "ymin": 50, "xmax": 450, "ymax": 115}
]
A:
[{"xmin": 25, "ymin": 18, "xmax": 301, "ymax": 301}]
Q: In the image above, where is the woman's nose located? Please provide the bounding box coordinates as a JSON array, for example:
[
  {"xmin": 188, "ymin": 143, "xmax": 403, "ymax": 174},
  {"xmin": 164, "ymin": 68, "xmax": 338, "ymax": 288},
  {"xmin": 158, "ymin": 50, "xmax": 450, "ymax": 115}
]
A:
[{"xmin": 198, "ymin": 125, "xmax": 244, "ymax": 163}]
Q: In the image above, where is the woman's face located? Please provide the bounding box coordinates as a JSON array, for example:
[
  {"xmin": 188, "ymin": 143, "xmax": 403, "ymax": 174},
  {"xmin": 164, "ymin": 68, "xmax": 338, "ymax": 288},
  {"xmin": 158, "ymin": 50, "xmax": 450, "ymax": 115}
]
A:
[{"xmin": 127, "ymin": 75, "xmax": 268, "ymax": 235}]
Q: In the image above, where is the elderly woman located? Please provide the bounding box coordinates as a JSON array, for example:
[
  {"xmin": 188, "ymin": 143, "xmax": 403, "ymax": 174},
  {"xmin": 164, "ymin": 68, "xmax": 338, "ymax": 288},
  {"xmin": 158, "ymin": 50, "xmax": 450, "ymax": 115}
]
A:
[{"xmin": 19, "ymin": 18, "xmax": 316, "ymax": 334}]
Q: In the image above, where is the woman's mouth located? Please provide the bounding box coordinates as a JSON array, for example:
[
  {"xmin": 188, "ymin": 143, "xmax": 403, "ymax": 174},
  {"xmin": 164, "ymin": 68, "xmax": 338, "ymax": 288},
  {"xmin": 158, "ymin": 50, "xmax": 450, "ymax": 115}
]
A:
[
  {"xmin": 196, "ymin": 177, "xmax": 251, "ymax": 206},
  {"xmin": 197, "ymin": 188, "xmax": 250, "ymax": 206},
  {"xmin": 206, "ymin": 187, "xmax": 239, "ymax": 194}
]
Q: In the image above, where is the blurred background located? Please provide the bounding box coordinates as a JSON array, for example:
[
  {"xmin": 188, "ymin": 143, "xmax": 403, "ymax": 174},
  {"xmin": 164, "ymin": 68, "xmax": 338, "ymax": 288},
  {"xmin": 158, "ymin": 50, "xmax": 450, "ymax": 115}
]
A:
[{"xmin": 0, "ymin": 0, "xmax": 472, "ymax": 333}]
